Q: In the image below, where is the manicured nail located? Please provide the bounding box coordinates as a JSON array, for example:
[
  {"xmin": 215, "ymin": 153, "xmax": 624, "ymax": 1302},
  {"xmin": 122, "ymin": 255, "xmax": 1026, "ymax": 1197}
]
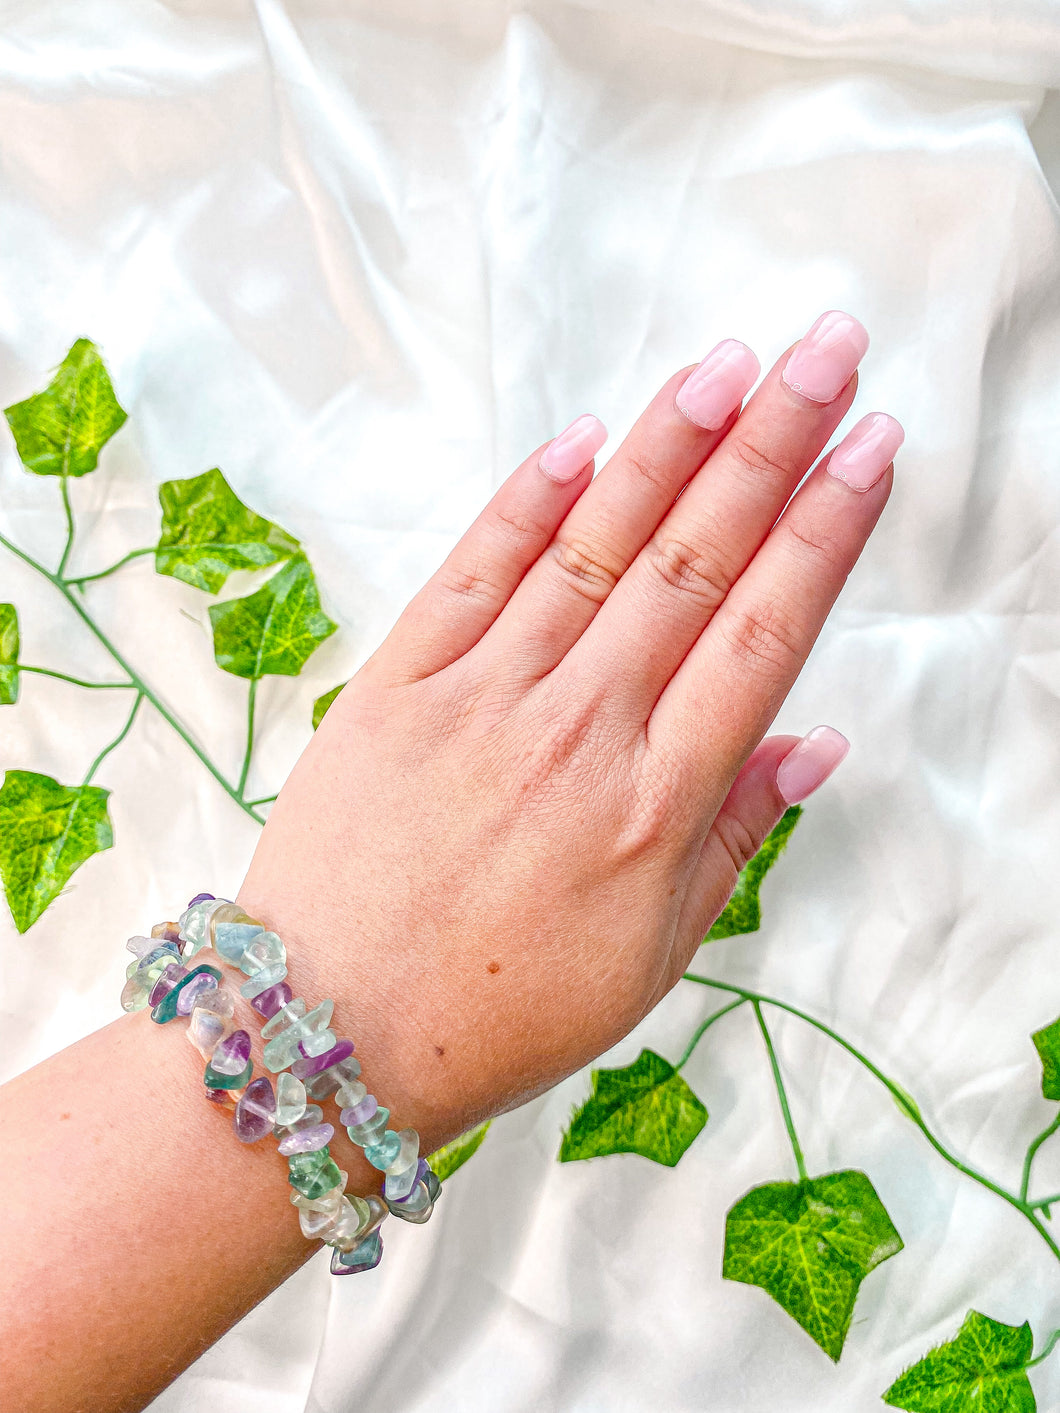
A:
[
  {"xmin": 782, "ymin": 310, "xmax": 869, "ymax": 404},
  {"xmin": 539, "ymin": 413, "xmax": 608, "ymax": 483},
  {"xmin": 775, "ymin": 725, "xmax": 850, "ymax": 805},
  {"xmin": 675, "ymin": 340, "xmax": 761, "ymax": 430},
  {"xmin": 827, "ymin": 412, "xmax": 904, "ymax": 492}
]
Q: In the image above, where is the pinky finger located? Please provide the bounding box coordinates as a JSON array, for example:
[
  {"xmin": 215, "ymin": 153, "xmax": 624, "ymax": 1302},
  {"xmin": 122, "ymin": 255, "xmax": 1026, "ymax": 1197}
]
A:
[
  {"xmin": 649, "ymin": 728, "xmax": 849, "ymax": 1007},
  {"xmin": 376, "ymin": 415, "xmax": 607, "ymax": 682}
]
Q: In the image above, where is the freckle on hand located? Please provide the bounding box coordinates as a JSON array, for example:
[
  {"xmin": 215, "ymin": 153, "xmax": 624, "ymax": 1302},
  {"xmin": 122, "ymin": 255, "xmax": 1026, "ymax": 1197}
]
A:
[
  {"xmin": 434, "ymin": 1044, "xmax": 445, "ymax": 1057},
  {"xmin": 486, "ymin": 961, "xmax": 500, "ymax": 974}
]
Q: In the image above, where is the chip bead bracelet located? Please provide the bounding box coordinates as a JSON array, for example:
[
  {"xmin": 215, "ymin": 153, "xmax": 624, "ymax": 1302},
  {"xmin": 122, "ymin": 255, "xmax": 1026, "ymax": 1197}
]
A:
[{"xmin": 119, "ymin": 893, "xmax": 439, "ymax": 1276}]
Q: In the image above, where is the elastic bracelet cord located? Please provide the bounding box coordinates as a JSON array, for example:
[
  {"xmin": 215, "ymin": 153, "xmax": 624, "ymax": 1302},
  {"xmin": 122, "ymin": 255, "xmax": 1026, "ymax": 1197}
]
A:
[{"xmin": 119, "ymin": 892, "xmax": 439, "ymax": 1276}]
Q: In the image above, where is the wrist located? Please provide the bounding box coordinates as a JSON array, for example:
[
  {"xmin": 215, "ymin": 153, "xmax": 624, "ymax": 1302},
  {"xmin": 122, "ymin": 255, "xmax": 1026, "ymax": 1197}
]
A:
[{"xmin": 232, "ymin": 881, "xmax": 463, "ymax": 1171}]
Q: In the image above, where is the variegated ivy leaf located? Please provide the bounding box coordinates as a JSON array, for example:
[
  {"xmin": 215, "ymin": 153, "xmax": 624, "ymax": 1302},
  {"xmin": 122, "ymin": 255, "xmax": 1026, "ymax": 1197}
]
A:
[
  {"xmin": 209, "ymin": 554, "xmax": 337, "ymax": 679},
  {"xmin": 155, "ymin": 468, "xmax": 301, "ymax": 593},
  {"xmin": 1031, "ymin": 1016, "xmax": 1060, "ymax": 1102},
  {"xmin": 4, "ymin": 338, "xmax": 126, "ymax": 477},
  {"xmin": 707, "ymin": 805, "xmax": 802, "ymax": 940},
  {"xmin": 427, "ymin": 1122, "xmax": 491, "ymax": 1182},
  {"xmin": 723, "ymin": 1169, "xmax": 903, "ymax": 1362},
  {"xmin": 559, "ymin": 1049, "xmax": 707, "ymax": 1167},
  {"xmin": 0, "ymin": 770, "xmax": 113, "ymax": 932},
  {"xmin": 0, "ymin": 603, "xmax": 19, "ymax": 705},
  {"xmin": 883, "ymin": 1309, "xmax": 1035, "ymax": 1412},
  {"xmin": 312, "ymin": 682, "xmax": 346, "ymax": 730}
]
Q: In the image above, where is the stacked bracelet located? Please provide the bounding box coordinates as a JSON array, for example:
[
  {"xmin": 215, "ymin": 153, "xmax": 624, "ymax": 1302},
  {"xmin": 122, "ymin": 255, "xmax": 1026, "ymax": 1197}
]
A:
[{"xmin": 119, "ymin": 892, "xmax": 439, "ymax": 1276}]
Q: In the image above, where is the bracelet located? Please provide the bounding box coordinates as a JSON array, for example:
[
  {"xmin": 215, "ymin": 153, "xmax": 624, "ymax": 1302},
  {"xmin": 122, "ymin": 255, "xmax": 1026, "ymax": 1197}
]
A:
[{"xmin": 119, "ymin": 892, "xmax": 439, "ymax": 1276}]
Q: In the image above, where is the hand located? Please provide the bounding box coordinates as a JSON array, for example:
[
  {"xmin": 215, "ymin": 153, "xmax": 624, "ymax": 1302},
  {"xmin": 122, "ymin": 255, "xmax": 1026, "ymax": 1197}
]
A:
[{"xmin": 238, "ymin": 311, "xmax": 902, "ymax": 1155}]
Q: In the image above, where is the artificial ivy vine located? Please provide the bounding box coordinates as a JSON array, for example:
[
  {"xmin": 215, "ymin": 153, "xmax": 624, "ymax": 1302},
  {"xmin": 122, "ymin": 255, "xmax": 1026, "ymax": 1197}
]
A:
[
  {"xmin": 0, "ymin": 339, "xmax": 345, "ymax": 927},
  {"xmin": 1, "ymin": 341, "xmax": 1057, "ymax": 1407}
]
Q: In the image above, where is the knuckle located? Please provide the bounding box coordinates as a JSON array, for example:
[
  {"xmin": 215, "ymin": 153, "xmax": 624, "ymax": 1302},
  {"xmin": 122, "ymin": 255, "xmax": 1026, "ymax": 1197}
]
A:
[
  {"xmin": 713, "ymin": 809, "xmax": 762, "ymax": 880},
  {"xmin": 490, "ymin": 504, "xmax": 548, "ymax": 550},
  {"xmin": 549, "ymin": 534, "xmax": 624, "ymax": 605},
  {"xmin": 729, "ymin": 431, "xmax": 794, "ymax": 483},
  {"xmin": 622, "ymin": 448, "xmax": 672, "ymax": 497},
  {"xmin": 439, "ymin": 563, "xmax": 503, "ymax": 607},
  {"xmin": 783, "ymin": 517, "xmax": 845, "ymax": 574},
  {"xmin": 721, "ymin": 595, "xmax": 803, "ymax": 677},
  {"xmin": 646, "ymin": 532, "xmax": 731, "ymax": 610}
]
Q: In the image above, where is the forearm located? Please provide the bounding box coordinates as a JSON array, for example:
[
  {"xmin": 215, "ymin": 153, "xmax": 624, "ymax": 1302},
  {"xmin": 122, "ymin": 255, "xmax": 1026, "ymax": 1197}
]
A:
[{"xmin": 0, "ymin": 892, "xmax": 456, "ymax": 1413}]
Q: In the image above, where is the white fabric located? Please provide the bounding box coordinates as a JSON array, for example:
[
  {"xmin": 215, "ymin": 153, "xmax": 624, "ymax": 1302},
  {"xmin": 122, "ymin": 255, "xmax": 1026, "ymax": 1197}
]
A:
[{"xmin": 2, "ymin": 2, "xmax": 1059, "ymax": 1408}]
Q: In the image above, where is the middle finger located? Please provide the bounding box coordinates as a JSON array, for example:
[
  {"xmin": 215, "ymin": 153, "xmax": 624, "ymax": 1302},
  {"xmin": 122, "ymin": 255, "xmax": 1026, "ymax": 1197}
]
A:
[{"xmin": 562, "ymin": 309, "xmax": 868, "ymax": 718}]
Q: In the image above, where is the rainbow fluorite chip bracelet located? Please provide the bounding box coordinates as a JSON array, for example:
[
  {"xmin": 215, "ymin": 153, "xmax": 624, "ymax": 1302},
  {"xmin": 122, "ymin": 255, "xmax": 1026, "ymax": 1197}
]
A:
[{"xmin": 119, "ymin": 892, "xmax": 439, "ymax": 1275}]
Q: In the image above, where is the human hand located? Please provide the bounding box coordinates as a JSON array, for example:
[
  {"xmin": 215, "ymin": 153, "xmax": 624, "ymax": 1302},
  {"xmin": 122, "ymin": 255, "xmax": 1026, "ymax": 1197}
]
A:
[{"xmin": 238, "ymin": 310, "xmax": 903, "ymax": 1156}]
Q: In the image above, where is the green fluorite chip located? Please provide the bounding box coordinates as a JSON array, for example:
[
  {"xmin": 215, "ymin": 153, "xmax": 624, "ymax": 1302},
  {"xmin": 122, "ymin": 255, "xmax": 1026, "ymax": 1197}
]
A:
[
  {"xmin": 288, "ymin": 1157, "xmax": 341, "ymax": 1198},
  {"xmin": 287, "ymin": 1146, "xmax": 331, "ymax": 1175},
  {"xmin": 204, "ymin": 1057, "xmax": 252, "ymax": 1090}
]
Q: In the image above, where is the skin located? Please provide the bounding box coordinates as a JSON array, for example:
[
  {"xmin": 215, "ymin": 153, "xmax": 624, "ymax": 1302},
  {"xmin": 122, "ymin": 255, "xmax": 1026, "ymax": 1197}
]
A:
[{"xmin": 0, "ymin": 335, "xmax": 892, "ymax": 1413}]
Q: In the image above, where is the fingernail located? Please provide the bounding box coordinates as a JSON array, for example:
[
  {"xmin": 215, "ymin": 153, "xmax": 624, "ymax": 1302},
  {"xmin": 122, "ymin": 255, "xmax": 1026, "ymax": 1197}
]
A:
[
  {"xmin": 775, "ymin": 725, "xmax": 850, "ymax": 805},
  {"xmin": 539, "ymin": 413, "xmax": 608, "ymax": 483},
  {"xmin": 782, "ymin": 310, "xmax": 869, "ymax": 404},
  {"xmin": 827, "ymin": 412, "xmax": 904, "ymax": 492},
  {"xmin": 675, "ymin": 339, "xmax": 761, "ymax": 430}
]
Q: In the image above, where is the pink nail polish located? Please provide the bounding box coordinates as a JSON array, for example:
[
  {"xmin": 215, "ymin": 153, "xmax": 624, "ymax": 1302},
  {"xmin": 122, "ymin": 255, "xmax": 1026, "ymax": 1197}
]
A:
[
  {"xmin": 827, "ymin": 412, "xmax": 904, "ymax": 492},
  {"xmin": 782, "ymin": 311, "xmax": 869, "ymax": 404},
  {"xmin": 675, "ymin": 340, "xmax": 761, "ymax": 430},
  {"xmin": 539, "ymin": 413, "xmax": 608, "ymax": 483},
  {"xmin": 775, "ymin": 725, "xmax": 850, "ymax": 805}
]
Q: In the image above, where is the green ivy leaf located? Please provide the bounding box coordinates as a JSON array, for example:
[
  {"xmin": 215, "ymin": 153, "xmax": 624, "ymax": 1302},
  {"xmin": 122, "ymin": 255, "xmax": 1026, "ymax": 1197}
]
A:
[
  {"xmin": 312, "ymin": 682, "xmax": 346, "ymax": 731},
  {"xmin": 428, "ymin": 1121, "xmax": 491, "ymax": 1182},
  {"xmin": 1031, "ymin": 1017, "xmax": 1060, "ymax": 1101},
  {"xmin": 155, "ymin": 468, "xmax": 301, "ymax": 593},
  {"xmin": 559, "ymin": 1049, "xmax": 707, "ymax": 1167},
  {"xmin": 208, "ymin": 554, "xmax": 337, "ymax": 679},
  {"xmin": 4, "ymin": 338, "xmax": 127, "ymax": 477},
  {"xmin": 883, "ymin": 1310, "xmax": 1035, "ymax": 1412},
  {"xmin": 723, "ymin": 1169, "xmax": 903, "ymax": 1361},
  {"xmin": 0, "ymin": 770, "xmax": 113, "ymax": 933},
  {"xmin": 0, "ymin": 603, "xmax": 19, "ymax": 705},
  {"xmin": 707, "ymin": 805, "xmax": 802, "ymax": 941}
]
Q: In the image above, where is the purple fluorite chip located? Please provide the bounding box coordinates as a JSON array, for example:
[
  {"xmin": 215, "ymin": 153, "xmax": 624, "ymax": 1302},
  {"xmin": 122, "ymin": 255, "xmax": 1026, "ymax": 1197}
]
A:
[
  {"xmin": 277, "ymin": 1122, "xmax": 334, "ymax": 1155},
  {"xmin": 251, "ymin": 979, "xmax": 292, "ymax": 1019},
  {"xmin": 187, "ymin": 893, "xmax": 216, "ymax": 907},
  {"xmin": 235, "ymin": 1077, "xmax": 276, "ymax": 1143},
  {"xmin": 148, "ymin": 963, "xmax": 187, "ymax": 1008},
  {"xmin": 211, "ymin": 1029, "xmax": 252, "ymax": 1075},
  {"xmin": 176, "ymin": 972, "xmax": 218, "ymax": 1015},
  {"xmin": 205, "ymin": 1086, "xmax": 230, "ymax": 1104},
  {"xmin": 340, "ymin": 1094, "xmax": 377, "ymax": 1126},
  {"xmin": 291, "ymin": 1038, "xmax": 354, "ymax": 1079}
]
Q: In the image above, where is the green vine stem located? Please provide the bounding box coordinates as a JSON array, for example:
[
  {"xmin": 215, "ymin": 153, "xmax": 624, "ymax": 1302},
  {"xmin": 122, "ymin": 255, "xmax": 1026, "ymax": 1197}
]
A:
[
  {"xmin": 18, "ymin": 665, "xmax": 135, "ymax": 690},
  {"xmin": 675, "ymin": 998, "xmax": 746, "ymax": 1070},
  {"xmin": 244, "ymin": 794, "xmax": 277, "ymax": 809},
  {"xmin": 66, "ymin": 546, "xmax": 154, "ymax": 587},
  {"xmin": 683, "ymin": 973, "xmax": 1060, "ymax": 1263},
  {"xmin": 83, "ymin": 691, "xmax": 144, "ymax": 786},
  {"xmin": 753, "ymin": 999, "xmax": 808, "ymax": 1182},
  {"xmin": 1022, "ymin": 1111, "xmax": 1060, "ymax": 1204},
  {"xmin": 1027, "ymin": 1328, "xmax": 1060, "ymax": 1369},
  {"xmin": 0, "ymin": 527, "xmax": 266, "ymax": 826},
  {"xmin": 56, "ymin": 471, "xmax": 75, "ymax": 580},
  {"xmin": 237, "ymin": 678, "xmax": 258, "ymax": 799}
]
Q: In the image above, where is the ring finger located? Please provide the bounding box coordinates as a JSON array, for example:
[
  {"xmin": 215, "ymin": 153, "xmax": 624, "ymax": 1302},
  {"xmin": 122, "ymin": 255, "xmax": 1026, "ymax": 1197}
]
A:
[{"xmin": 472, "ymin": 339, "xmax": 761, "ymax": 679}]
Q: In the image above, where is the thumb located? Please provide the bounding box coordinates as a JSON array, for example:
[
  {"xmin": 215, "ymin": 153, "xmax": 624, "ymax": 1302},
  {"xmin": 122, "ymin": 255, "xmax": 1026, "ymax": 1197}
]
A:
[{"xmin": 656, "ymin": 727, "xmax": 850, "ymax": 1004}]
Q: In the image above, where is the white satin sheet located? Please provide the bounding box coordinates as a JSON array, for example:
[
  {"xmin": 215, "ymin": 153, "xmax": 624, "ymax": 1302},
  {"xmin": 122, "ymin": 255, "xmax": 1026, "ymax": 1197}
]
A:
[{"xmin": 1, "ymin": 2, "xmax": 1059, "ymax": 1409}]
